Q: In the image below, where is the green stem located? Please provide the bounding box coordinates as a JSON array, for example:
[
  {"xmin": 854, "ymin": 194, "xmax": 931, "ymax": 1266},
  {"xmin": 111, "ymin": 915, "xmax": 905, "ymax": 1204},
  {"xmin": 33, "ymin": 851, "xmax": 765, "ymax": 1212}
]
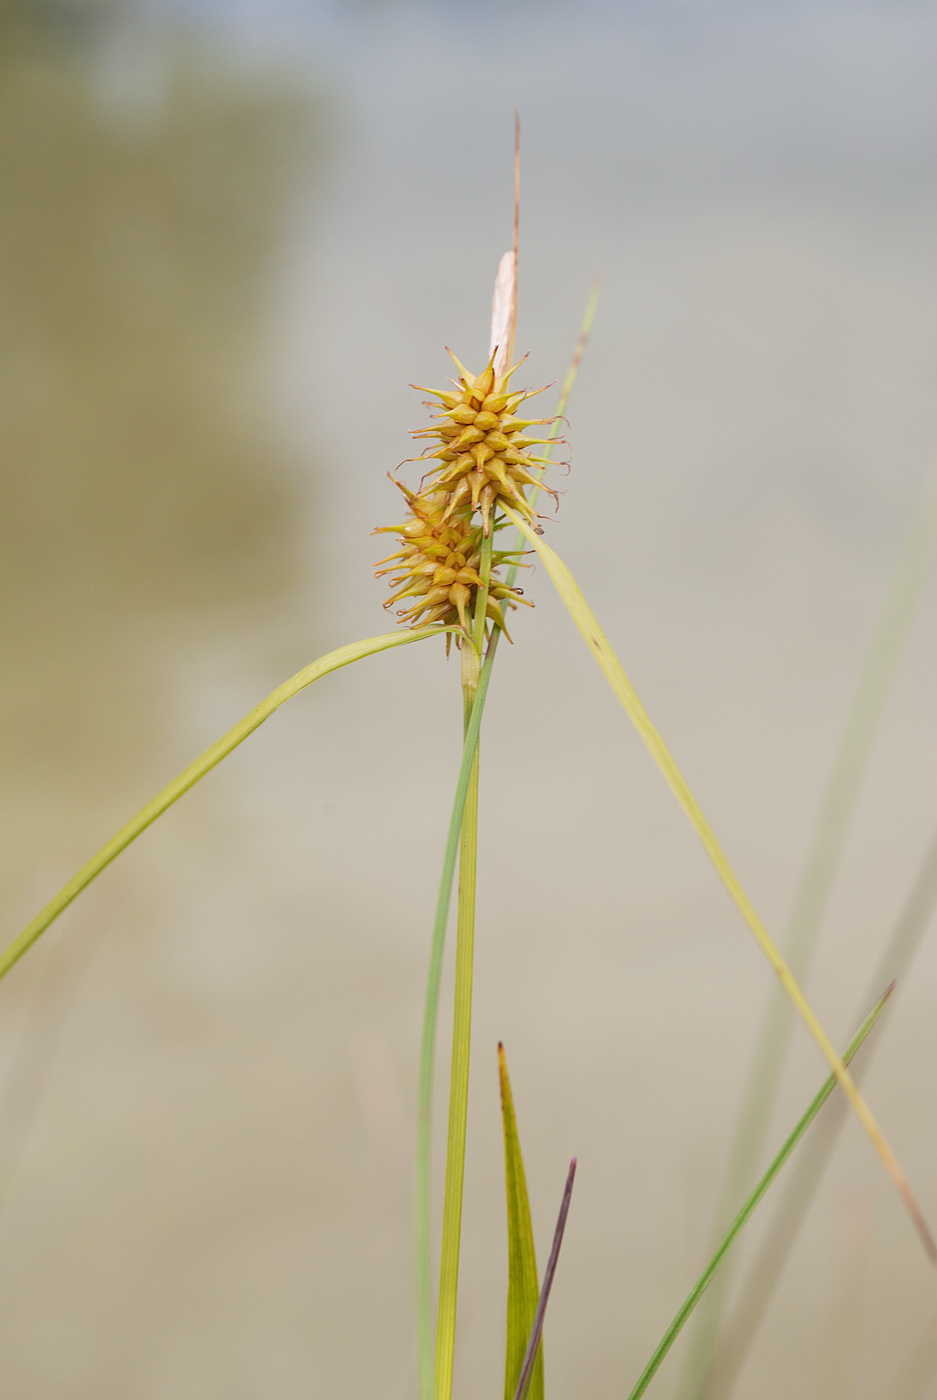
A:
[
  {"xmin": 431, "ymin": 544, "xmax": 495, "ymax": 1397},
  {"xmin": 434, "ymin": 639, "xmax": 482, "ymax": 1400},
  {"xmin": 415, "ymin": 633, "xmax": 499, "ymax": 1400},
  {"xmin": 0, "ymin": 627, "xmax": 452, "ymax": 985},
  {"xmin": 624, "ymin": 985, "xmax": 893, "ymax": 1400}
]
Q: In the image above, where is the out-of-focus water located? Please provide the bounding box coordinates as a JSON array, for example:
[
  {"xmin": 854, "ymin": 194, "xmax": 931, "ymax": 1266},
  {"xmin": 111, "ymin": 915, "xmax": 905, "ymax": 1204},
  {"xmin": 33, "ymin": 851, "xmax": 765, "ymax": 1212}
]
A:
[{"xmin": 1, "ymin": 3, "xmax": 935, "ymax": 1397}]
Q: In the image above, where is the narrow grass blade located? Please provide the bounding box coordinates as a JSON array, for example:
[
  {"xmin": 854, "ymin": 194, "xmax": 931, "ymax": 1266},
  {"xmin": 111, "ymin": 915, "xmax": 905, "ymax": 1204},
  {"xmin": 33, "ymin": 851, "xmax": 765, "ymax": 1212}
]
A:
[
  {"xmin": 415, "ymin": 633, "xmax": 499, "ymax": 1400},
  {"xmin": 680, "ymin": 462, "xmax": 937, "ymax": 1398},
  {"xmin": 513, "ymin": 1158, "xmax": 577, "ymax": 1400},
  {"xmin": 433, "ymin": 641, "xmax": 485, "ymax": 1400},
  {"xmin": 0, "ymin": 626, "xmax": 454, "ymax": 986},
  {"xmin": 624, "ymin": 985, "xmax": 894, "ymax": 1400},
  {"xmin": 709, "ymin": 822, "xmax": 937, "ymax": 1397},
  {"xmin": 501, "ymin": 505, "xmax": 936, "ymax": 1261},
  {"xmin": 498, "ymin": 1043, "xmax": 543, "ymax": 1400}
]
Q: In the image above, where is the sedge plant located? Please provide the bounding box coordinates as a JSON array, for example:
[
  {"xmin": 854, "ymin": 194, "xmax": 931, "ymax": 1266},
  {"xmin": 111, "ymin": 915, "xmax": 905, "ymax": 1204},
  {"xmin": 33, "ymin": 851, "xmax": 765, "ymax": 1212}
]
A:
[{"xmin": 2, "ymin": 134, "xmax": 935, "ymax": 1400}]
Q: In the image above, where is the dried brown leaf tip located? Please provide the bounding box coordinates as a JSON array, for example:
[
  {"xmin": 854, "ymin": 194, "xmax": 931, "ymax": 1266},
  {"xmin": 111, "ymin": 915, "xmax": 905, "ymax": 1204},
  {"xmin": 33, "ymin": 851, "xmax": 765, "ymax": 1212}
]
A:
[{"xmin": 374, "ymin": 350, "xmax": 562, "ymax": 648}]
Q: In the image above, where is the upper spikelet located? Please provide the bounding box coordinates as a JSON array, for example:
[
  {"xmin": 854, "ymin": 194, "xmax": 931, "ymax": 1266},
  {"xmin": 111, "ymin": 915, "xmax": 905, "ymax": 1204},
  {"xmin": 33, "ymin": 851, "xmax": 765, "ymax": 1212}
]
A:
[{"xmin": 411, "ymin": 352, "xmax": 559, "ymax": 538}]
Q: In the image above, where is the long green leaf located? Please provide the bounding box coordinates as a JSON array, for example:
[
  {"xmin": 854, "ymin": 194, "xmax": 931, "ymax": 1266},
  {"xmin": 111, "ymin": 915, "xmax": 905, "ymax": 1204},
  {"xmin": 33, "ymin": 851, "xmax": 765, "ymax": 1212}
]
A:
[
  {"xmin": 0, "ymin": 626, "xmax": 452, "ymax": 984},
  {"xmin": 681, "ymin": 463, "xmax": 937, "ymax": 1399},
  {"xmin": 498, "ymin": 1043, "xmax": 543, "ymax": 1400},
  {"xmin": 709, "ymin": 822, "xmax": 937, "ymax": 1397},
  {"xmin": 501, "ymin": 504, "xmax": 935, "ymax": 1261},
  {"xmin": 624, "ymin": 984, "xmax": 894, "ymax": 1400}
]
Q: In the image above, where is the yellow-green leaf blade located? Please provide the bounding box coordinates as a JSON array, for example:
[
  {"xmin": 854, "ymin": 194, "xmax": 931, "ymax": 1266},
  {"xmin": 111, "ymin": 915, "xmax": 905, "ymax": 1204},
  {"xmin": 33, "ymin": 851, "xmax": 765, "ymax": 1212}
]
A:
[
  {"xmin": 499, "ymin": 1043, "xmax": 543, "ymax": 1400},
  {"xmin": 0, "ymin": 625, "xmax": 452, "ymax": 984},
  {"xmin": 501, "ymin": 504, "xmax": 935, "ymax": 1262}
]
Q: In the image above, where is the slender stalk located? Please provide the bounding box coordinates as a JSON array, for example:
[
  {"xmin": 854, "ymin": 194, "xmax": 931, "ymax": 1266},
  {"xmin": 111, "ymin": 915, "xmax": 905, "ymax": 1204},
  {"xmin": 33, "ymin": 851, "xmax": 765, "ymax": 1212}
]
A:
[
  {"xmin": 680, "ymin": 463, "xmax": 937, "ymax": 1399},
  {"xmin": 624, "ymin": 986, "xmax": 893, "ymax": 1400},
  {"xmin": 415, "ymin": 636, "xmax": 498, "ymax": 1399},
  {"xmin": 434, "ymin": 618, "xmax": 486, "ymax": 1400},
  {"xmin": 0, "ymin": 626, "xmax": 452, "ymax": 985}
]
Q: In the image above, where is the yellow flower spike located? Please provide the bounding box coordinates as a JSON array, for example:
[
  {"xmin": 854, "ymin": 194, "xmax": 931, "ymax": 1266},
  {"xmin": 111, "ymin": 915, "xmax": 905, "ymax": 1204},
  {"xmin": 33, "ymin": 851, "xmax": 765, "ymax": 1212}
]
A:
[{"xmin": 379, "ymin": 299, "xmax": 558, "ymax": 651}]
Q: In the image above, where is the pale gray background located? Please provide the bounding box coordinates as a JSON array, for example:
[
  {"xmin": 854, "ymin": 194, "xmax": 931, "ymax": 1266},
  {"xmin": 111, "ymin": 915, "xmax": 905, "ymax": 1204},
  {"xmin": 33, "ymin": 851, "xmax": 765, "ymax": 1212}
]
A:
[{"xmin": 1, "ymin": 1, "xmax": 935, "ymax": 1396}]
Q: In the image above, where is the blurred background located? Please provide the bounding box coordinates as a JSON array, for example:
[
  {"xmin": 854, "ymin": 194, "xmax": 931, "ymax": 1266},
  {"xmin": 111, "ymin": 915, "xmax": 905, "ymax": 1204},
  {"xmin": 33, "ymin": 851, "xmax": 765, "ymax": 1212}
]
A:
[{"xmin": 1, "ymin": 1, "xmax": 935, "ymax": 1396}]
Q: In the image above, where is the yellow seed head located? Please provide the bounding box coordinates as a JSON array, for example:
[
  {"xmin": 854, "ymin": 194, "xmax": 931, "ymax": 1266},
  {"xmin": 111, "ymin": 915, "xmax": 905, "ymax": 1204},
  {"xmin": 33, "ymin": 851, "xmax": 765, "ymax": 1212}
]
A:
[{"xmin": 374, "ymin": 351, "xmax": 557, "ymax": 646}]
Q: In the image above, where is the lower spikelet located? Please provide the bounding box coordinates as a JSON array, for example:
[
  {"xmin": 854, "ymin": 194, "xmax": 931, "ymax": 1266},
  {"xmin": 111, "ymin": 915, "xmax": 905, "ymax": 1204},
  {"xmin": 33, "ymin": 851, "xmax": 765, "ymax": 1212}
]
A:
[
  {"xmin": 374, "ymin": 352, "xmax": 560, "ymax": 648},
  {"xmin": 374, "ymin": 482, "xmax": 531, "ymax": 645}
]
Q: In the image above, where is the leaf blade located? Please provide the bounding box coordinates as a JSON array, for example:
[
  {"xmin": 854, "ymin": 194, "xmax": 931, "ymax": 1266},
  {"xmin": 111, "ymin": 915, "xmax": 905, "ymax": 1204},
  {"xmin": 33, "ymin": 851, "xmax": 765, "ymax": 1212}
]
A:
[
  {"xmin": 499, "ymin": 1043, "xmax": 543, "ymax": 1400},
  {"xmin": 625, "ymin": 985, "xmax": 895, "ymax": 1400},
  {"xmin": 1, "ymin": 625, "xmax": 452, "ymax": 984},
  {"xmin": 502, "ymin": 504, "xmax": 935, "ymax": 1261}
]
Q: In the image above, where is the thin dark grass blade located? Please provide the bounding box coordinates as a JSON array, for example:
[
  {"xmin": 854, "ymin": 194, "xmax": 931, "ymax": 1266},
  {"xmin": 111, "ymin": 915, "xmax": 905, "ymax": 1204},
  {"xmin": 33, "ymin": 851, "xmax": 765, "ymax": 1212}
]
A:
[
  {"xmin": 707, "ymin": 823, "xmax": 937, "ymax": 1398},
  {"xmin": 513, "ymin": 1158, "xmax": 577, "ymax": 1400},
  {"xmin": 624, "ymin": 985, "xmax": 894, "ymax": 1400},
  {"xmin": 499, "ymin": 1044, "xmax": 543, "ymax": 1400}
]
